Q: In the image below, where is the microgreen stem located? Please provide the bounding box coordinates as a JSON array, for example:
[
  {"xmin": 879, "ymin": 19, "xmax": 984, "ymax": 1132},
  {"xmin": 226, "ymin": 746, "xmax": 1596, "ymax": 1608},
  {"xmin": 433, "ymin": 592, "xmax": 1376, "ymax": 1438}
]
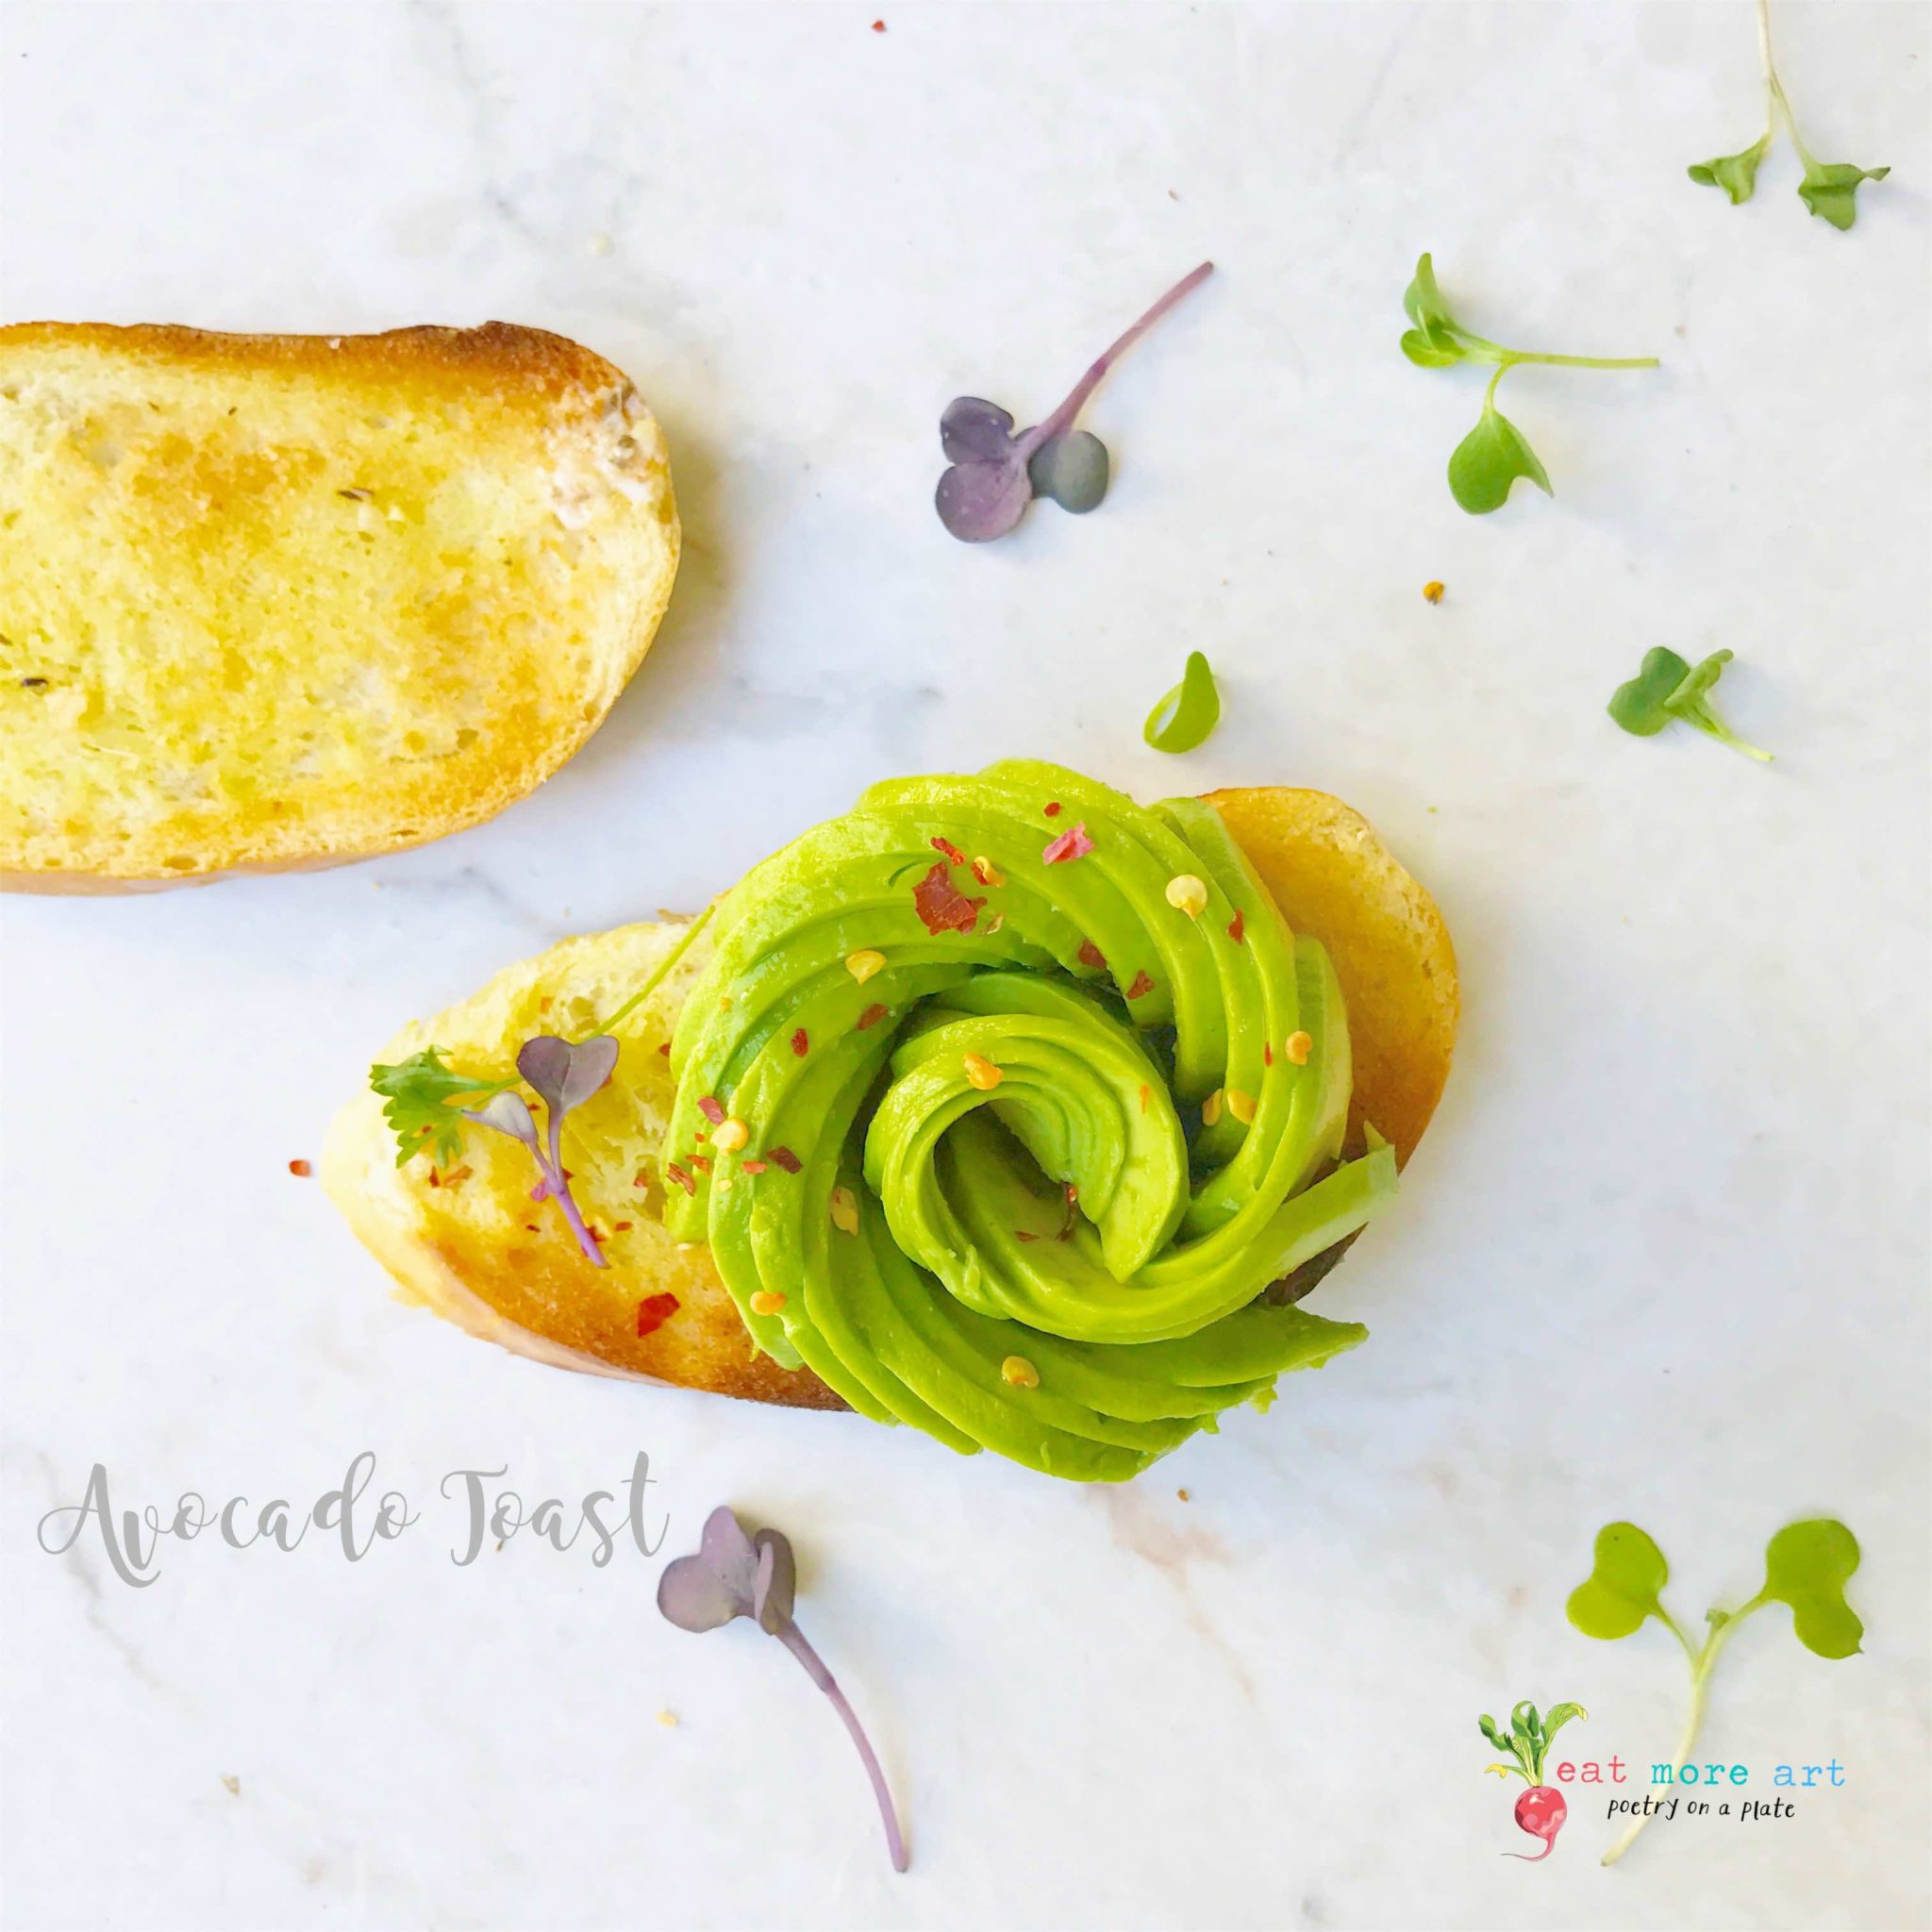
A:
[
  {"xmin": 1502, "ymin": 351, "xmax": 1661, "ymax": 373},
  {"xmin": 543, "ymin": 1158, "xmax": 608, "ymax": 1268},
  {"xmin": 776, "ymin": 1619, "xmax": 909, "ymax": 1873},
  {"xmin": 1602, "ymin": 1597, "xmax": 1765, "ymax": 1867},
  {"xmin": 597, "ymin": 900, "xmax": 716, "ymax": 1039},
  {"xmin": 1016, "ymin": 261, "xmax": 1214, "ymax": 458}
]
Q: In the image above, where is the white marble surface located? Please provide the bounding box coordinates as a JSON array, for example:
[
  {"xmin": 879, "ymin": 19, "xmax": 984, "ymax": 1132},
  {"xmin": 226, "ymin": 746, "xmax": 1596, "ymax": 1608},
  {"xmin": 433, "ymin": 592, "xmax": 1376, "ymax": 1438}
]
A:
[{"xmin": 3, "ymin": 4, "xmax": 1928, "ymax": 1928}]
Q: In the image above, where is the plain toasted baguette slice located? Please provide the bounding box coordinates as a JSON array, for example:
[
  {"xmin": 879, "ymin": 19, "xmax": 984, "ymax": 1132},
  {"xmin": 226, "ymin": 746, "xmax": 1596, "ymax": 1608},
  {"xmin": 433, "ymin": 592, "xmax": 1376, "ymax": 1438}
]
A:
[
  {"xmin": 0, "ymin": 322, "xmax": 678, "ymax": 890},
  {"xmin": 323, "ymin": 788, "xmax": 1457, "ymax": 1412}
]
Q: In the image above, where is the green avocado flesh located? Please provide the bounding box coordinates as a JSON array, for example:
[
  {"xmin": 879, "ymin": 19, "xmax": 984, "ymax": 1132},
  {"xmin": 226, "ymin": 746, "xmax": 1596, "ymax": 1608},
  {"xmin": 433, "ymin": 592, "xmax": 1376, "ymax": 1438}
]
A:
[{"xmin": 659, "ymin": 759, "xmax": 1396, "ymax": 1481}]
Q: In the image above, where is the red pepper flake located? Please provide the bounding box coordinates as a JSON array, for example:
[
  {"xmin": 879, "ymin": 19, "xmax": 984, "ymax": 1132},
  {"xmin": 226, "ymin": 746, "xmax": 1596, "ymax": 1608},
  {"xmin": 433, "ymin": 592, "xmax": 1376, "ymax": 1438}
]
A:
[
  {"xmin": 768, "ymin": 1145, "xmax": 802, "ymax": 1174},
  {"xmin": 635, "ymin": 1291, "xmax": 680, "ymax": 1337},
  {"xmin": 634, "ymin": 1169, "xmax": 651, "ymax": 1188},
  {"xmin": 857, "ymin": 1002, "xmax": 890, "ymax": 1031},
  {"xmin": 1043, "ymin": 801, "xmax": 1061, "ymax": 817},
  {"xmin": 1264, "ymin": 1041, "xmax": 1274, "ymax": 1066},
  {"xmin": 1076, "ymin": 938, "xmax": 1107, "ymax": 971},
  {"xmin": 911, "ymin": 860, "xmax": 985, "ymax": 936},
  {"xmin": 589, "ymin": 1226, "xmax": 608, "ymax": 1243},
  {"xmin": 525, "ymin": 1223, "xmax": 540, "ymax": 1233},
  {"xmin": 614, "ymin": 1221, "xmax": 633, "ymax": 1232},
  {"xmin": 791, "ymin": 1026, "xmax": 809, "ymax": 1057},
  {"xmin": 1041, "ymin": 822, "xmax": 1094, "ymax": 865},
  {"xmin": 697, "ymin": 1095, "xmax": 725, "ymax": 1124},
  {"xmin": 872, "ymin": 16, "xmax": 885, "ymax": 28},
  {"xmin": 426, "ymin": 1170, "xmax": 441, "ymax": 1188},
  {"xmin": 931, "ymin": 835, "xmax": 967, "ymax": 866},
  {"xmin": 690, "ymin": 1154, "xmax": 711, "ymax": 1173},
  {"xmin": 1126, "ymin": 970, "xmax": 1155, "ymax": 1001},
  {"xmin": 665, "ymin": 1163, "xmax": 696, "ymax": 1195},
  {"xmin": 1015, "ymin": 1230, "xmax": 1039, "ymax": 1243},
  {"xmin": 1228, "ymin": 908, "xmax": 1246, "ymax": 943},
  {"xmin": 741, "ymin": 1158, "xmax": 768, "ymax": 1175},
  {"xmin": 287, "ymin": 1158, "xmax": 311, "ymax": 1177},
  {"xmin": 442, "ymin": 1164, "xmax": 473, "ymax": 1187},
  {"xmin": 1139, "ymin": 1082, "xmax": 1151, "ymax": 1112},
  {"xmin": 658, "ymin": 1041, "xmax": 672, "ymax": 1058}
]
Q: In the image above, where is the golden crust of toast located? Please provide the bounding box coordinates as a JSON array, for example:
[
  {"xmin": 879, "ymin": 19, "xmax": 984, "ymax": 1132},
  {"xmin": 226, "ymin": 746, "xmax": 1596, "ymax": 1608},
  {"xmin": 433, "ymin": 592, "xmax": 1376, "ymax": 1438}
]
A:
[
  {"xmin": 1203, "ymin": 788, "xmax": 1457, "ymax": 1165},
  {"xmin": 0, "ymin": 322, "xmax": 678, "ymax": 890},
  {"xmin": 323, "ymin": 790, "xmax": 1457, "ymax": 1410}
]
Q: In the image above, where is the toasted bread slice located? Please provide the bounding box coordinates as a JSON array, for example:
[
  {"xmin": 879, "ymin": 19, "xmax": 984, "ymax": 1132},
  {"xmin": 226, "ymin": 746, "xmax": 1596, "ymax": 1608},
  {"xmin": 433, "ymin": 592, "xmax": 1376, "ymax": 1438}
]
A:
[
  {"xmin": 0, "ymin": 322, "xmax": 678, "ymax": 890},
  {"xmin": 322, "ymin": 788, "xmax": 1456, "ymax": 1410}
]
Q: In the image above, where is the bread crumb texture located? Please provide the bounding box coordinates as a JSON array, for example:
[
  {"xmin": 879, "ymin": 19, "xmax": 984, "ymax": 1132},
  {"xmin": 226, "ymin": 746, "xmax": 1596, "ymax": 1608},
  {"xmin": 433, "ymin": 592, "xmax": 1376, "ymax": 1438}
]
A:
[
  {"xmin": 321, "ymin": 915, "xmax": 843, "ymax": 1410},
  {"xmin": 0, "ymin": 322, "xmax": 678, "ymax": 887}
]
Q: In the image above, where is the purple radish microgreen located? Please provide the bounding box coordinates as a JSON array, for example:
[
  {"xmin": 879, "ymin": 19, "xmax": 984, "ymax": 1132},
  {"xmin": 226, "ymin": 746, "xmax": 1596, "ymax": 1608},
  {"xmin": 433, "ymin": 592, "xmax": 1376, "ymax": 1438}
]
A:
[
  {"xmin": 658, "ymin": 1506, "xmax": 908, "ymax": 1873},
  {"xmin": 1690, "ymin": 0, "xmax": 1888, "ymax": 231},
  {"xmin": 1567, "ymin": 1519, "xmax": 1862, "ymax": 1866},
  {"xmin": 367, "ymin": 1036, "xmax": 619, "ymax": 1266},
  {"xmin": 935, "ymin": 261, "xmax": 1213, "ymax": 541},
  {"xmin": 1401, "ymin": 253, "xmax": 1658, "ymax": 514}
]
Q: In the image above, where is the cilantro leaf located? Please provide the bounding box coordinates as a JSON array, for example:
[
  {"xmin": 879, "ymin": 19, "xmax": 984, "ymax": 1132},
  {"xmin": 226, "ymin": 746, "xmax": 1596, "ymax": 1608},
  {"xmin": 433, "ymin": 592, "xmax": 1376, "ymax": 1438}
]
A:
[
  {"xmin": 369, "ymin": 1047, "xmax": 514, "ymax": 1167},
  {"xmin": 1689, "ymin": 131, "xmax": 1773, "ymax": 205},
  {"xmin": 1797, "ymin": 158, "xmax": 1890, "ymax": 232},
  {"xmin": 1760, "ymin": 1519, "xmax": 1864, "ymax": 1658}
]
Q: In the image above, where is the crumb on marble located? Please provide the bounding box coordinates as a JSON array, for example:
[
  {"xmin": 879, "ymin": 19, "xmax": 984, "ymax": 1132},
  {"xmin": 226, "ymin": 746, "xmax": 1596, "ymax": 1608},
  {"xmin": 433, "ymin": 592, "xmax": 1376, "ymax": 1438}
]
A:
[{"xmin": 221, "ymin": 1774, "xmax": 241, "ymax": 1796}]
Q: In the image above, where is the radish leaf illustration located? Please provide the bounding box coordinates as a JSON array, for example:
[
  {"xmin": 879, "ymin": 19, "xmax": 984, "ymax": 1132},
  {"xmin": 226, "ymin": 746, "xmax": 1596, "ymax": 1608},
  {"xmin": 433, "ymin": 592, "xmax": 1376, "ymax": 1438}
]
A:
[
  {"xmin": 1567, "ymin": 1517, "xmax": 1863, "ymax": 1867},
  {"xmin": 1476, "ymin": 1698, "xmax": 1588, "ymax": 1861}
]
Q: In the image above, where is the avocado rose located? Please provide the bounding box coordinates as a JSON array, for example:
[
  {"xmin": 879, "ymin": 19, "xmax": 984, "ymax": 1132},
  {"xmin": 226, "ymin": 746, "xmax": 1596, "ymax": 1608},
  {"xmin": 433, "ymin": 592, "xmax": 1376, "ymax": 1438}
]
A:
[{"xmin": 658, "ymin": 759, "xmax": 1409, "ymax": 1482}]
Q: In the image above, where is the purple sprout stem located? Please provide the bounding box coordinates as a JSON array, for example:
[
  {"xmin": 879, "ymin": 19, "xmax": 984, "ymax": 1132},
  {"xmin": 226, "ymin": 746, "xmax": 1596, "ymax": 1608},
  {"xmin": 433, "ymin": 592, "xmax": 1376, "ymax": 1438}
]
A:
[
  {"xmin": 775, "ymin": 1619, "xmax": 908, "ymax": 1874},
  {"xmin": 541, "ymin": 1106, "xmax": 608, "ymax": 1270},
  {"xmin": 1014, "ymin": 260, "xmax": 1215, "ymax": 459}
]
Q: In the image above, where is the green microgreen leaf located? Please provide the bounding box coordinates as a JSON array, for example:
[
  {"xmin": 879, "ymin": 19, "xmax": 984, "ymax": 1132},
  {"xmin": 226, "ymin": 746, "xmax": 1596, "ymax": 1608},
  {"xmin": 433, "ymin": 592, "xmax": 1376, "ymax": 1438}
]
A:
[
  {"xmin": 1570, "ymin": 1515, "xmax": 1866, "ymax": 1867},
  {"xmin": 1447, "ymin": 398, "xmax": 1552, "ymax": 514},
  {"xmin": 1759, "ymin": 1519, "xmax": 1864, "ymax": 1658},
  {"xmin": 1401, "ymin": 253, "xmax": 1655, "ymax": 512},
  {"xmin": 1797, "ymin": 157, "xmax": 1890, "ymax": 231},
  {"xmin": 1566, "ymin": 1521, "xmax": 1670, "ymax": 1641},
  {"xmin": 1143, "ymin": 649, "xmax": 1221, "ymax": 753},
  {"xmin": 369, "ymin": 1047, "xmax": 515, "ymax": 1167},
  {"xmin": 1609, "ymin": 647, "xmax": 1772, "ymax": 761},
  {"xmin": 1689, "ymin": 130, "xmax": 1773, "ymax": 205},
  {"xmin": 1607, "ymin": 646, "xmax": 1690, "ymax": 737},
  {"xmin": 1694, "ymin": 1, "xmax": 1887, "ymax": 233}
]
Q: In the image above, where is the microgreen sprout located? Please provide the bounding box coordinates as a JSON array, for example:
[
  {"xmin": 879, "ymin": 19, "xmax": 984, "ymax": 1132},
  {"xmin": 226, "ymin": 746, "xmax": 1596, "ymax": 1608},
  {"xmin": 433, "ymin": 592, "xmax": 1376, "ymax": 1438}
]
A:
[
  {"xmin": 368, "ymin": 1035, "xmax": 619, "ymax": 1267},
  {"xmin": 1567, "ymin": 1519, "xmax": 1863, "ymax": 1866},
  {"xmin": 1400, "ymin": 253, "xmax": 1658, "ymax": 514},
  {"xmin": 936, "ymin": 261, "xmax": 1213, "ymax": 541},
  {"xmin": 1143, "ymin": 650, "xmax": 1221, "ymax": 753},
  {"xmin": 1608, "ymin": 647, "xmax": 1771, "ymax": 761},
  {"xmin": 658, "ymin": 1506, "xmax": 908, "ymax": 1873},
  {"xmin": 1690, "ymin": 0, "xmax": 1889, "ymax": 230}
]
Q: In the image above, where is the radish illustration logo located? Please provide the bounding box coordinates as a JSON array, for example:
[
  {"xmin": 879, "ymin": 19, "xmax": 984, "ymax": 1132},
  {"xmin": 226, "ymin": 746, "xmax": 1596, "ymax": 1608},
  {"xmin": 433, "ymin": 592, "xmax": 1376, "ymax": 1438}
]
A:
[{"xmin": 1478, "ymin": 1700, "xmax": 1588, "ymax": 1860}]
